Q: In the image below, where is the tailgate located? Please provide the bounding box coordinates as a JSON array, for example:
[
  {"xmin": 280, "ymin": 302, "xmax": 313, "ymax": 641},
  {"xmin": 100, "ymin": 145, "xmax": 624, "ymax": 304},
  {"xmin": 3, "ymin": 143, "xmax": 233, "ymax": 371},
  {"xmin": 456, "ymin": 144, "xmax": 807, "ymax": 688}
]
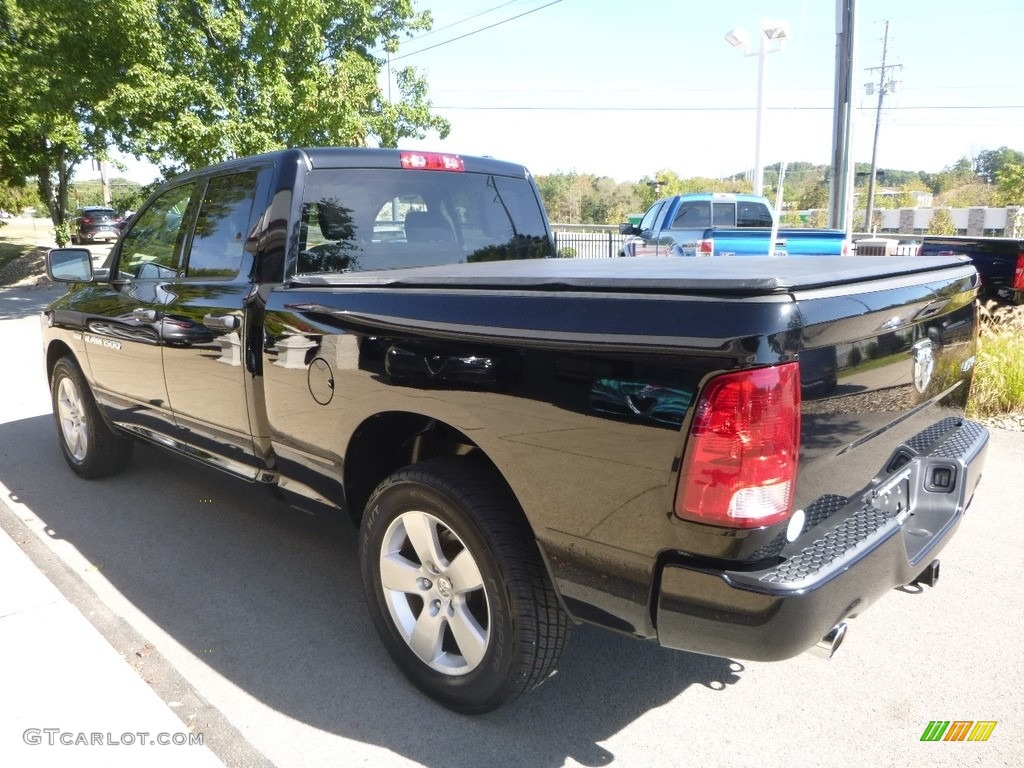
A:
[
  {"xmin": 653, "ymin": 260, "xmax": 987, "ymax": 660},
  {"xmin": 791, "ymin": 260, "xmax": 981, "ymax": 527}
]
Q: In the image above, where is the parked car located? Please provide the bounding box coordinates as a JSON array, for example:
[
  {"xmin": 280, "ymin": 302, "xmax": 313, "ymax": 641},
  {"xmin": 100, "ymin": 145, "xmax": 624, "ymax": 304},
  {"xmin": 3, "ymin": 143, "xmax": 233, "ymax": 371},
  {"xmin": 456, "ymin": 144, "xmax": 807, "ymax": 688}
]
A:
[
  {"xmin": 71, "ymin": 205, "xmax": 120, "ymax": 244},
  {"xmin": 42, "ymin": 148, "xmax": 988, "ymax": 714}
]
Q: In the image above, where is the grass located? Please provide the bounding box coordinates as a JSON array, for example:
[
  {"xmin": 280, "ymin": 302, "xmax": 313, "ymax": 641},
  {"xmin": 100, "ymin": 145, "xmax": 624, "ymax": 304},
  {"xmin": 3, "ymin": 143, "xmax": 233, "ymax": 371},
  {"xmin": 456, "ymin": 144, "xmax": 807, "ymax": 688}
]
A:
[
  {"xmin": 0, "ymin": 218, "xmax": 54, "ymax": 286},
  {"xmin": 0, "ymin": 240, "xmax": 34, "ymax": 273},
  {"xmin": 967, "ymin": 303, "xmax": 1024, "ymax": 418}
]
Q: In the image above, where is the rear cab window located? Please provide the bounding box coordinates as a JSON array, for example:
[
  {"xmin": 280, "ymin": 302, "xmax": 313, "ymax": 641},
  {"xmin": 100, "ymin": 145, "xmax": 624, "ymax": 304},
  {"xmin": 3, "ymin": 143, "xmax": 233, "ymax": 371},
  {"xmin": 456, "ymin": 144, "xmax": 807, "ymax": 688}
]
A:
[
  {"xmin": 293, "ymin": 167, "xmax": 551, "ymax": 275},
  {"xmin": 737, "ymin": 201, "xmax": 773, "ymax": 227}
]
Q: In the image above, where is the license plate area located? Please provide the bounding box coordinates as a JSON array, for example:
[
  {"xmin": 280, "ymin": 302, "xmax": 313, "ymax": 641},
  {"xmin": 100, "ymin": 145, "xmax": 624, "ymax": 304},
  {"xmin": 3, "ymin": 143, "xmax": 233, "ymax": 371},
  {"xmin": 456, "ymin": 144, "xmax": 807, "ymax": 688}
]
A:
[{"xmin": 871, "ymin": 467, "xmax": 912, "ymax": 523}]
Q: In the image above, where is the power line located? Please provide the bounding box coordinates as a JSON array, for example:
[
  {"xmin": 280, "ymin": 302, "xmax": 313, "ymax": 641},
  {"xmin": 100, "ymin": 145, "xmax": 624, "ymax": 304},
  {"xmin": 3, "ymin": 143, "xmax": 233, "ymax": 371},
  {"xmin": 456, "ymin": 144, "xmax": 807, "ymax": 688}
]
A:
[
  {"xmin": 403, "ymin": 0, "xmax": 526, "ymax": 44},
  {"xmin": 392, "ymin": 0, "xmax": 564, "ymax": 62},
  {"xmin": 428, "ymin": 104, "xmax": 1024, "ymax": 111},
  {"xmin": 431, "ymin": 83, "xmax": 1022, "ymax": 94}
]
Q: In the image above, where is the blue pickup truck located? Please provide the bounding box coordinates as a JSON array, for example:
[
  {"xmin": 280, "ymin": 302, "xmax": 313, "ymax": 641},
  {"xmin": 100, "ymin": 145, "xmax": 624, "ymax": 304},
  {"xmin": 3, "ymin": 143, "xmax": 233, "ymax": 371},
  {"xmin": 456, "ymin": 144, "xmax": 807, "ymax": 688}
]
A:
[{"xmin": 620, "ymin": 193, "xmax": 849, "ymax": 258}]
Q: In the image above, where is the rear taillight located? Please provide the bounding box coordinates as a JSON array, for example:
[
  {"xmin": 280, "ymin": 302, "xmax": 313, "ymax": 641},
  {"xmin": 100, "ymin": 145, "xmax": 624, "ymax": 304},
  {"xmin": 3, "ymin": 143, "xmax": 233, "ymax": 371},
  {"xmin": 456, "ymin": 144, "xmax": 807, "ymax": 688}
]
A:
[
  {"xmin": 1013, "ymin": 252, "xmax": 1024, "ymax": 291},
  {"xmin": 697, "ymin": 239, "xmax": 714, "ymax": 256},
  {"xmin": 400, "ymin": 151, "xmax": 465, "ymax": 172},
  {"xmin": 81, "ymin": 217, "xmax": 93, "ymax": 224},
  {"xmin": 674, "ymin": 362, "xmax": 801, "ymax": 529}
]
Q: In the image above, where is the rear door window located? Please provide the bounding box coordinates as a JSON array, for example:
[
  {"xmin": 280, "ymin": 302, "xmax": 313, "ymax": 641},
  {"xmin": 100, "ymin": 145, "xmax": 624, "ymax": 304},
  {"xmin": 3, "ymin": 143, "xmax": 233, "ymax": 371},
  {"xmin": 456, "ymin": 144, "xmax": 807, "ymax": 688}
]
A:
[
  {"xmin": 671, "ymin": 201, "xmax": 711, "ymax": 229},
  {"xmin": 184, "ymin": 171, "xmax": 259, "ymax": 279}
]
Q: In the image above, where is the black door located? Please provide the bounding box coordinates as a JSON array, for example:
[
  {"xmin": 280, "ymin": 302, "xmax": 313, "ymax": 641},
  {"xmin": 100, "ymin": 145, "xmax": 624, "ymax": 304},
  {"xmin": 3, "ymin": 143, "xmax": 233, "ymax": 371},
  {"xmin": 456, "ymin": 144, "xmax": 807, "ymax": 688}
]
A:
[
  {"xmin": 81, "ymin": 181, "xmax": 199, "ymax": 439},
  {"xmin": 160, "ymin": 169, "xmax": 267, "ymax": 476}
]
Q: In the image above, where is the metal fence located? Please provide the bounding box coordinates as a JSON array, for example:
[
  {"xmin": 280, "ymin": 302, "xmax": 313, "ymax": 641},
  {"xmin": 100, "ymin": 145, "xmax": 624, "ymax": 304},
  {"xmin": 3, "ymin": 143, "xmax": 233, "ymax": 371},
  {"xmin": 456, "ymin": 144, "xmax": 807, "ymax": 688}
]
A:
[
  {"xmin": 552, "ymin": 226, "xmax": 922, "ymax": 259},
  {"xmin": 551, "ymin": 225, "xmax": 624, "ymax": 259}
]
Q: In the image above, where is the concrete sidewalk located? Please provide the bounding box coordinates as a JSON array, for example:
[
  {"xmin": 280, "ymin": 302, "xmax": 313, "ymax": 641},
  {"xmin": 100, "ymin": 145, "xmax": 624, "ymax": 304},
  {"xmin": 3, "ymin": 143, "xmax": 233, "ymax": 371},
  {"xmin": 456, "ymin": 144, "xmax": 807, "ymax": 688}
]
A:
[
  {"xmin": 0, "ymin": 511, "xmax": 226, "ymax": 768},
  {"xmin": 0, "ymin": 285, "xmax": 232, "ymax": 767}
]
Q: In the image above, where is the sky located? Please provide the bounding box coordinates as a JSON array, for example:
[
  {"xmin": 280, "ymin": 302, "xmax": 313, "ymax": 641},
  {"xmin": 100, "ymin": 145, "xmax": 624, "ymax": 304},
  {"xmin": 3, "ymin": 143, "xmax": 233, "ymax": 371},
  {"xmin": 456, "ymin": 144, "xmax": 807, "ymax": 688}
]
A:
[
  {"xmin": 395, "ymin": 0, "xmax": 1024, "ymax": 183},
  {"xmin": 91, "ymin": 0, "xmax": 1024, "ymax": 186}
]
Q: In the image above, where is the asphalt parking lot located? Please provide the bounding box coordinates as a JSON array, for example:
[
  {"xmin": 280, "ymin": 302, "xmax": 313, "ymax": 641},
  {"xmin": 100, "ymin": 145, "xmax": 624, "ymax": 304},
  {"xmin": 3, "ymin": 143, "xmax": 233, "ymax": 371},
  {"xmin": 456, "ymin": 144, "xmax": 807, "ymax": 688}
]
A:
[{"xmin": 0, "ymin": 282, "xmax": 1020, "ymax": 768}]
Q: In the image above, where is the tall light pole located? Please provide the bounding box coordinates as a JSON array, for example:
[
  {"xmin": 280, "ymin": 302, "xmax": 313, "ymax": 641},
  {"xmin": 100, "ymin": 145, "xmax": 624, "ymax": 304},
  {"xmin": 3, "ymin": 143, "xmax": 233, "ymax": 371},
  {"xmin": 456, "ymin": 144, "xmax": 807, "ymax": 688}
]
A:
[{"xmin": 725, "ymin": 20, "xmax": 790, "ymax": 197}]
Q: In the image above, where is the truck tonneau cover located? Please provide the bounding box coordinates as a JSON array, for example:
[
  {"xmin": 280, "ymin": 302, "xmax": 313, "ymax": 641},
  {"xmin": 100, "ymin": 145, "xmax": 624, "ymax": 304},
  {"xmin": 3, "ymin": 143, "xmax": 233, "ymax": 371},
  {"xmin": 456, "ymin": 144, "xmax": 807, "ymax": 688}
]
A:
[{"xmin": 292, "ymin": 255, "xmax": 974, "ymax": 295}]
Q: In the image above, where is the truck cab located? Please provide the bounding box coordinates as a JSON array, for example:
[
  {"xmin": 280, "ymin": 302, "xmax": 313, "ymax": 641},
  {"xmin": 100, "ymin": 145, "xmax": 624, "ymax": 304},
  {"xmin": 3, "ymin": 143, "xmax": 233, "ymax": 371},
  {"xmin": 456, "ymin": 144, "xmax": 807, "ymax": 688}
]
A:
[{"xmin": 621, "ymin": 192, "xmax": 846, "ymax": 258}]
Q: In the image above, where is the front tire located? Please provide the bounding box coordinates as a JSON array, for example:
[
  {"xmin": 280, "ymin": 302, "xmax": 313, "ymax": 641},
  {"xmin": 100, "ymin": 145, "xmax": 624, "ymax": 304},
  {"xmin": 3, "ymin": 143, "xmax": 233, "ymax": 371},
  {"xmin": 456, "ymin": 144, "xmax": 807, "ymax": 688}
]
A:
[
  {"xmin": 360, "ymin": 458, "xmax": 571, "ymax": 713},
  {"xmin": 51, "ymin": 356, "xmax": 133, "ymax": 478}
]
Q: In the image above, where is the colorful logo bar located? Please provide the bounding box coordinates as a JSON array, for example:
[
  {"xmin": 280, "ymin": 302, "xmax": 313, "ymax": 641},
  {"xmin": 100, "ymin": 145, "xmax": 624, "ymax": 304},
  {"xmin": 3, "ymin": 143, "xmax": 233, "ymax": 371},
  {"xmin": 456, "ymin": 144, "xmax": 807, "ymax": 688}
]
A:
[{"xmin": 920, "ymin": 721, "xmax": 997, "ymax": 742}]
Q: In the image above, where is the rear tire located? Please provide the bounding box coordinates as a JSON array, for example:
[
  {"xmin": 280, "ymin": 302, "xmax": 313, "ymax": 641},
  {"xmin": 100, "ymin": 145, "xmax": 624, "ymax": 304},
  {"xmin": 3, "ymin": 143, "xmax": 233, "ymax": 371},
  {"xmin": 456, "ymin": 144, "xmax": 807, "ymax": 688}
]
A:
[
  {"xmin": 51, "ymin": 356, "xmax": 133, "ymax": 478},
  {"xmin": 359, "ymin": 457, "xmax": 571, "ymax": 713}
]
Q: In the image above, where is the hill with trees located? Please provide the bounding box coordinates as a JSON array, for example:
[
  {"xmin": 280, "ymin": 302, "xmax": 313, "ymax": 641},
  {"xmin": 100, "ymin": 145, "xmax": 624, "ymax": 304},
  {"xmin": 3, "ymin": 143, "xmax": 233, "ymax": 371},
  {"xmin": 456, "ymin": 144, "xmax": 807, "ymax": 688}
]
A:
[{"xmin": 536, "ymin": 146, "xmax": 1024, "ymax": 226}]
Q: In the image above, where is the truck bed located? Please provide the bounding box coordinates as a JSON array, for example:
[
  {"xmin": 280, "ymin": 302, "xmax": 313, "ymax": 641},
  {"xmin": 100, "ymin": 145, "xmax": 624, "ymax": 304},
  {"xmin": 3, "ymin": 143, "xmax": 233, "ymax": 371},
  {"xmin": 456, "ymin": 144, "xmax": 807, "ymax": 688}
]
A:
[{"xmin": 292, "ymin": 255, "xmax": 974, "ymax": 294}]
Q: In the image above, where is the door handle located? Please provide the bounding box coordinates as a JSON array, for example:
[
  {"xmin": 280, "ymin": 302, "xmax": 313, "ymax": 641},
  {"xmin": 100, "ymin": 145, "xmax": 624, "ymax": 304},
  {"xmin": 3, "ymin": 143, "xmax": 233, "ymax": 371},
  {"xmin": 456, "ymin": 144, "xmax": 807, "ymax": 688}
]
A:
[
  {"xmin": 132, "ymin": 308, "xmax": 157, "ymax": 322},
  {"xmin": 203, "ymin": 314, "xmax": 240, "ymax": 330}
]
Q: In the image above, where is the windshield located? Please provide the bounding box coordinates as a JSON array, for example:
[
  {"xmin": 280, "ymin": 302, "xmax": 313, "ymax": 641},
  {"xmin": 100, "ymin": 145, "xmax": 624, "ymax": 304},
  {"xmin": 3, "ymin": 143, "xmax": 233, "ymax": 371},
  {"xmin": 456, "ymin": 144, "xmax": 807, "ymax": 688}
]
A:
[{"xmin": 293, "ymin": 168, "xmax": 552, "ymax": 275}]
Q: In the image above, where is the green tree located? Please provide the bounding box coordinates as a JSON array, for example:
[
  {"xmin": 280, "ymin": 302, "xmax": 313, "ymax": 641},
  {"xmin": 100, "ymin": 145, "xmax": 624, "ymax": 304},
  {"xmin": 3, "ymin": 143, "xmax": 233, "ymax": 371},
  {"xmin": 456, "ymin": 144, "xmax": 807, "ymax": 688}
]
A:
[
  {"xmin": 975, "ymin": 147, "xmax": 1024, "ymax": 184},
  {"xmin": 797, "ymin": 182, "xmax": 829, "ymax": 211},
  {"xmin": 109, "ymin": 1, "xmax": 449, "ymax": 174},
  {"xmin": 996, "ymin": 163, "xmax": 1024, "ymax": 205},
  {"xmin": 922, "ymin": 157, "xmax": 979, "ymax": 195},
  {"xmin": 0, "ymin": 0, "xmax": 159, "ymax": 240},
  {"xmin": 927, "ymin": 208, "xmax": 957, "ymax": 235},
  {"xmin": 936, "ymin": 183, "xmax": 997, "ymax": 208},
  {"xmin": 536, "ymin": 172, "xmax": 579, "ymax": 223},
  {"xmin": 806, "ymin": 209, "xmax": 828, "ymax": 228},
  {"xmin": 634, "ymin": 170, "xmax": 751, "ymax": 211},
  {"xmin": 0, "ymin": 180, "xmax": 42, "ymax": 215}
]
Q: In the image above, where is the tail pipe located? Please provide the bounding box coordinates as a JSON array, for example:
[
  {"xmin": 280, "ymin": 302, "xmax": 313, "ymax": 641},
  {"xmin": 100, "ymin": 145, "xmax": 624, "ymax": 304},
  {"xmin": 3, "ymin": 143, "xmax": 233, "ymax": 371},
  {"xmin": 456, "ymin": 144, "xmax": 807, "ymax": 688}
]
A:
[
  {"xmin": 809, "ymin": 559, "xmax": 940, "ymax": 661},
  {"xmin": 809, "ymin": 622, "xmax": 848, "ymax": 660}
]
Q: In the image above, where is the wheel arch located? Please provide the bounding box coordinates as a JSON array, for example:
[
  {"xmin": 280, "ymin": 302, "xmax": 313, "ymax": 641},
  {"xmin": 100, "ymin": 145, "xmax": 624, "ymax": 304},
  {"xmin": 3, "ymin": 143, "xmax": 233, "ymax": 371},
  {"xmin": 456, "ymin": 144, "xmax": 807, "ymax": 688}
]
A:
[
  {"xmin": 342, "ymin": 411, "xmax": 519, "ymax": 529},
  {"xmin": 45, "ymin": 339, "xmax": 76, "ymax": 381}
]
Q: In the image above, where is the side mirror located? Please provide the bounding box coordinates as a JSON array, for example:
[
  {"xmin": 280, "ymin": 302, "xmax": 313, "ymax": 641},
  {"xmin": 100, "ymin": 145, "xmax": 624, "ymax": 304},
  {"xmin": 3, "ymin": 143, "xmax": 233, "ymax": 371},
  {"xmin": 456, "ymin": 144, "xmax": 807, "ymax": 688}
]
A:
[
  {"xmin": 47, "ymin": 248, "xmax": 94, "ymax": 283},
  {"xmin": 619, "ymin": 223, "xmax": 640, "ymax": 236}
]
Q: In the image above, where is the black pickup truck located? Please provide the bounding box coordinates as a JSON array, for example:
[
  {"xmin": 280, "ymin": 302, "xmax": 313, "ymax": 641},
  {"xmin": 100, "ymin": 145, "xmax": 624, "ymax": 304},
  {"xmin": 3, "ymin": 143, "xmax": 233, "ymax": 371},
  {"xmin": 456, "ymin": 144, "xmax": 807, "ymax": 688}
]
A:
[
  {"xmin": 919, "ymin": 235, "xmax": 1024, "ymax": 304},
  {"xmin": 42, "ymin": 148, "xmax": 988, "ymax": 713}
]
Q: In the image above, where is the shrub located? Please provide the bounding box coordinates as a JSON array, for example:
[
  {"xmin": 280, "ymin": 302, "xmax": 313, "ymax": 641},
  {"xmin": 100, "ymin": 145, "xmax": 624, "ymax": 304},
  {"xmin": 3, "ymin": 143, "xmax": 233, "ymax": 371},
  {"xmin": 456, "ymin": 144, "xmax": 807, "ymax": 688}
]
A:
[{"xmin": 967, "ymin": 303, "xmax": 1024, "ymax": 417}]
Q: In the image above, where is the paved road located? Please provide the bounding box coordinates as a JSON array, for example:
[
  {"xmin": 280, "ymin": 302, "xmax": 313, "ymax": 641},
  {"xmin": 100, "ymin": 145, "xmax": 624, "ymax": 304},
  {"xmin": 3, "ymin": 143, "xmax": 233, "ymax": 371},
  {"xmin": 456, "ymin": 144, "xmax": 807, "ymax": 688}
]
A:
[{"xmin": 0, "ymin": 283, "xmax": 1021, "ymax": 767}]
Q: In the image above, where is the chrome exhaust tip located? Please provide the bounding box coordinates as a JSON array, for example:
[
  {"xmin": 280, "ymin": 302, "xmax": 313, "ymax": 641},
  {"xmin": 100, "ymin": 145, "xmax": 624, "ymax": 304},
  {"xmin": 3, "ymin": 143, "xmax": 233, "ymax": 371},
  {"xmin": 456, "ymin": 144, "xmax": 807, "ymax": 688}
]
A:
[
  {"xmin": 911, "ymin": 559, "xmax": 940, "ymax": 588},
  {"xmin": 809, "ymin": 622, "xmax": 847, "ymax": 660}
]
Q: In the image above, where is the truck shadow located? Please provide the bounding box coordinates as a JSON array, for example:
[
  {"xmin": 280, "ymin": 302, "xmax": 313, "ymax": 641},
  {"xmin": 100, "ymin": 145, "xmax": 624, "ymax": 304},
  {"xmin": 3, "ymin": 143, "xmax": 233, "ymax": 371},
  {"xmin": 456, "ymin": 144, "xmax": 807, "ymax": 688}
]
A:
[
  {"xmin": 0, "ymin": 414, "xmax": 743, "ymax": 768},
  {"xmin": 0, "ymin": 284, "xmax": 67, "ymax": 321}
]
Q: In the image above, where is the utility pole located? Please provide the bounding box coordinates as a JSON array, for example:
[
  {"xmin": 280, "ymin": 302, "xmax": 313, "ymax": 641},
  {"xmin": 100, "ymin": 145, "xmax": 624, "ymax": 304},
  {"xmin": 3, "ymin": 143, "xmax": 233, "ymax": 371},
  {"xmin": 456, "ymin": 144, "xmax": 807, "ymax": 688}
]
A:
[
  {"xmin": 828, "ymin": 0, "xmax": 856, "ymax": 232},
  {"xmin": 863, "ymin": 21, "xmax": 901, "ymax": 232}
]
